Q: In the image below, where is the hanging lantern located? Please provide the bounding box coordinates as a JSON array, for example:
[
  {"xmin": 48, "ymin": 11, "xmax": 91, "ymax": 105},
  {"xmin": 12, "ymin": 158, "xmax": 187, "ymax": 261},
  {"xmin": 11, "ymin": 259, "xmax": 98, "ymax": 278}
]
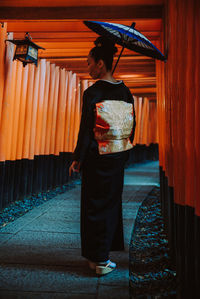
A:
[{"xmin": 6, "ymin": 32, "xmax": 45, "ymax": 67}]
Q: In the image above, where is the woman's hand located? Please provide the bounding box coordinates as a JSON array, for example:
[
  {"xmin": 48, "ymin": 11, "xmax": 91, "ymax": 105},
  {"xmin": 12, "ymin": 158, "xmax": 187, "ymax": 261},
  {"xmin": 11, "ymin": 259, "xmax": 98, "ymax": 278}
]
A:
[{"xmin": 69, "ymin": 161, "xmax": 81, "ymax": 177}]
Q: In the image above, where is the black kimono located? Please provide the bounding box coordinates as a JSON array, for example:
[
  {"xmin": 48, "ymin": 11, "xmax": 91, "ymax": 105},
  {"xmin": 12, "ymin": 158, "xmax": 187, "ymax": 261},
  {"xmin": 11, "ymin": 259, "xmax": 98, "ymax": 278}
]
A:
[{"xmin": 73, "ymin": 79, "xmax": 136, "ymax": 262}]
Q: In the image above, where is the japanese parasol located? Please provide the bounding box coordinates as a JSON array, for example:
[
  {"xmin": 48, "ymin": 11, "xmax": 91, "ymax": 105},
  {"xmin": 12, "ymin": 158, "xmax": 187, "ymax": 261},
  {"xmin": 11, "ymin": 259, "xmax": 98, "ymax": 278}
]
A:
[{"xmin": 84, "ymin": 20, "xmax": 166, "ymax": 74}]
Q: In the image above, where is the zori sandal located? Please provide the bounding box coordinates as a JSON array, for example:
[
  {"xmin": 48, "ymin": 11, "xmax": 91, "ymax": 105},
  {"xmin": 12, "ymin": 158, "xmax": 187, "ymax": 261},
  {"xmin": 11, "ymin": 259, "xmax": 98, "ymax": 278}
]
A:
[{"xmin": 95, "ymin": 260, "xmax": 116, "ymax": 275}]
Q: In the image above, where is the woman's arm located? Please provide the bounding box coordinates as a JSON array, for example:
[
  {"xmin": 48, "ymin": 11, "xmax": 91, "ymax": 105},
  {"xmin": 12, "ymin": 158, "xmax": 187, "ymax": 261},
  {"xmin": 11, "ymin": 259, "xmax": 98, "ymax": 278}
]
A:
[
  {"xmin": 71, "ymin": 90, "xmax": 92, "ymax": 164},
  {"xmin": 128, "ymin": 90, "xmax": 136, "ymax": 143}
]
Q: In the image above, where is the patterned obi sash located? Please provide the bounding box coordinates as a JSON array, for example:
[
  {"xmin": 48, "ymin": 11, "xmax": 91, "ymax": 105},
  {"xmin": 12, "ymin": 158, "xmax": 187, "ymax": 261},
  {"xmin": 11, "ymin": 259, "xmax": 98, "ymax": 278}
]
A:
[{"xmin": 94, "ymin": 100, "xmax": 134, "ymax": 155}]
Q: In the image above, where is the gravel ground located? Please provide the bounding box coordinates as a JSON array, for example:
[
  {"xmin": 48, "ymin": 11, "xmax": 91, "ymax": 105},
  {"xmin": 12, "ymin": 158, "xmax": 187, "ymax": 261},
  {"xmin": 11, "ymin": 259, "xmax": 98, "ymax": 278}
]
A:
[
  {"xmin": 0, "ymin": 178, "xmax": 81, "ymax": 230},
  {"xmin": 129, "ymin": 187, "xmax": 177, "ymax": 298}
]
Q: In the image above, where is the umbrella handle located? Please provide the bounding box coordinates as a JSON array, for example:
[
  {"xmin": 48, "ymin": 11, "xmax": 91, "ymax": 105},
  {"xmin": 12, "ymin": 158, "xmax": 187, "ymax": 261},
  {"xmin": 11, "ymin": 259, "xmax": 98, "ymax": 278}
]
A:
[{"xmin": 112, "ymin": 46, "xmax": 125, "ymax": 75}]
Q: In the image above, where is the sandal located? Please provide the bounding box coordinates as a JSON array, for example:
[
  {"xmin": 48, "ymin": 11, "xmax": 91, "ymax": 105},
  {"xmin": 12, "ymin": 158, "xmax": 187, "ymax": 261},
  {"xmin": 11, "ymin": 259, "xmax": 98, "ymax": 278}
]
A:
[
  {"xmin": 96, "ymin": 260, "xmax": 116, "ymax": 275},
  {"xmin": 88, "ymin": 259, "xmax": 116, "ymax": 275}
]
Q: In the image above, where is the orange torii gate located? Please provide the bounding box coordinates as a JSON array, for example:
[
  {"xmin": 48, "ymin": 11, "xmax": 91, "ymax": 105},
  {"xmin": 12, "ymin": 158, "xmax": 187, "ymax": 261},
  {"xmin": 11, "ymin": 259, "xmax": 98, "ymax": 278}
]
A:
[{"xmin": 0, "ymin": 0, "xmax": 199, "ymax": 296}]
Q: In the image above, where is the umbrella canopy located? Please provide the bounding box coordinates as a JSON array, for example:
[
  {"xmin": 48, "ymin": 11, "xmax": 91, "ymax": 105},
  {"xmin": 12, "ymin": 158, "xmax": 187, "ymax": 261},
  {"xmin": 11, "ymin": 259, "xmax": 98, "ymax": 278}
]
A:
[{"xmin": 84, "ymin": 20, "xmax": 166, "ymax": 73}]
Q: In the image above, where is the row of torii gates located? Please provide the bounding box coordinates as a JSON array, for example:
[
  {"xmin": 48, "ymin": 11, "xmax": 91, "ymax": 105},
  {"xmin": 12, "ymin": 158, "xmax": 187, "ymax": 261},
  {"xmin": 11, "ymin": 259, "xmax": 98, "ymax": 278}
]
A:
[{"xmin": 0, "ymin": 0, "xmax": 199, "ymax": 298}]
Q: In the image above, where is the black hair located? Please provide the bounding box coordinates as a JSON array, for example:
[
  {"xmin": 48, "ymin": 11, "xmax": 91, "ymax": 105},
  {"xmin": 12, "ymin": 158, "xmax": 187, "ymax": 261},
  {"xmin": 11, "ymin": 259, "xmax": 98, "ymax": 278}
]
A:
[{"xmin": 89, "ymin": 36, "xmax": 118, "ymax": 71}]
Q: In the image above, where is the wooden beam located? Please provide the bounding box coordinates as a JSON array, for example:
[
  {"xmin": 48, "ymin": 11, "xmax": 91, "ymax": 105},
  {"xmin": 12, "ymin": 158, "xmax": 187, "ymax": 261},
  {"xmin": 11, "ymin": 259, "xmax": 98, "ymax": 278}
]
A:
[
  {"xmin": 78, "ymin": 72, "xmax": 155, "ymax": 79},
  {"xmin": 0, "ymin": 5, "xmax": 163, "ymax": 20},
  {"xmin": 126, "ymin": 82, "xmax": 156, "ymax": 88},
  {"xmin": 39, "ymin": 55, "xmax": 153, "ymax": 61},
  {"xmin": 130, "ymin": 90, "xmax": 156, "ymax": 97},
  {"xmin": 7, "ymin": 19, "xmax": 162, "ymax": 32},
  {"xmin": 13, "ymin": 31, "xmax": 161, "ymax": 42},
  {"xmin": 37, "ymin": 47, "xmax": 158, "ymax": 58},
  {"xmin": 131, "ymin": 87, "xmax": 156, "ymax": 93},
  {"xmin": 49, "ymin": 63, "xmax": 155, "ymax": 73},
  {"xmin": 35, "ymin": 42, "xmax": 160, "ymax": 51},
  {"xmin": 0, "ymin": 0, "xmax": 165, "ymax": 6}
]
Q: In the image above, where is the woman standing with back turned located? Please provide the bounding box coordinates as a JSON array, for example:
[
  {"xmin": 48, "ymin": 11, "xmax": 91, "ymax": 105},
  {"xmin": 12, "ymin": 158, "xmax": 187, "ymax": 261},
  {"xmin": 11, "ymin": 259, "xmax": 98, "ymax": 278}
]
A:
[{"xmin": 69, "ymin": 36, "xmax": 136, "ymax": 275}]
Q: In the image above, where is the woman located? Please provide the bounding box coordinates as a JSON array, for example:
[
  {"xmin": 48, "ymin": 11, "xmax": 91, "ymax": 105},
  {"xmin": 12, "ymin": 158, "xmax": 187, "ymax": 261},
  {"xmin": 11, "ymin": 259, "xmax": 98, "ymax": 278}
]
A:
[{"xmin": 69, "ymin": 36, "xmax": 136, "ymax": 275}]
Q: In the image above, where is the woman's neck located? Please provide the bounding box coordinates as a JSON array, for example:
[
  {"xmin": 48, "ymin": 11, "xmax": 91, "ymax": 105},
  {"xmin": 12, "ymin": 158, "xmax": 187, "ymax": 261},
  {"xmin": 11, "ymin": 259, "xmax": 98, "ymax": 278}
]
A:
[{"xmin": 99, "ymin": 71, "xmax": 118, "ymax": 83}]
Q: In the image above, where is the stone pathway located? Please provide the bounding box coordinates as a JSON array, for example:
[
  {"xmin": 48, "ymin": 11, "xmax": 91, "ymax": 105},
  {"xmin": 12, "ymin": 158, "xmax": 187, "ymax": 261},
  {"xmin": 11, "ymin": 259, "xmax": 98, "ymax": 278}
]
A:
[{"xmin": 0, "ymin": 161, "xmax": 159, "ymax": 299}]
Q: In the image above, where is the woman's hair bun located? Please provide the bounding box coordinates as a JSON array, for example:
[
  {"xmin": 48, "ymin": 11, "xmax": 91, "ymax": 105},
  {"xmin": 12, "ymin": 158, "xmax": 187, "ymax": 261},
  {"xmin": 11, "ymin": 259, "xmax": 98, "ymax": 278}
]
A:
[{"xmin": 94, "ymin": 36, "xmax": 118, "ymax": 55}]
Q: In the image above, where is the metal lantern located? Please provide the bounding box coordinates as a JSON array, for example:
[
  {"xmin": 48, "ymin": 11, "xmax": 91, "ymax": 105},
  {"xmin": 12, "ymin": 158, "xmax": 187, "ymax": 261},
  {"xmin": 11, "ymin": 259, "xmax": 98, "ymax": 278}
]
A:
[{"xmin": 6, "ymin": 32, "xmax": 45, "ymax": 67}]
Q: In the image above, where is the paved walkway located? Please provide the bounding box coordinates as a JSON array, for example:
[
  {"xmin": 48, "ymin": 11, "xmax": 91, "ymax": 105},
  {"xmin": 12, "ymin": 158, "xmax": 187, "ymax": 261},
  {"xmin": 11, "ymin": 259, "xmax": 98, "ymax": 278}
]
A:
[{"xmin": 0, "ymin": 161, "xmax": 159, "ymax": 299}]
